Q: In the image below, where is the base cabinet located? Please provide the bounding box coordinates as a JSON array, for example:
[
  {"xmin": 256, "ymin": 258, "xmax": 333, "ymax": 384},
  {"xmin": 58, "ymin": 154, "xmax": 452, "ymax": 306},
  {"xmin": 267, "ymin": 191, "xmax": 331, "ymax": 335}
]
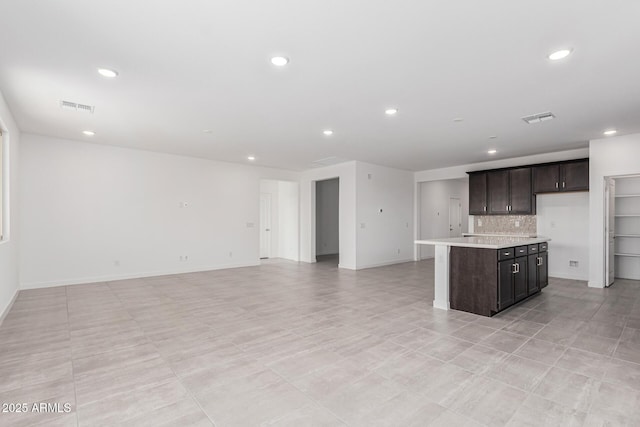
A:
[{"xmin": 451, "ymin": 243, "xmax": 549, "ymax": 317}]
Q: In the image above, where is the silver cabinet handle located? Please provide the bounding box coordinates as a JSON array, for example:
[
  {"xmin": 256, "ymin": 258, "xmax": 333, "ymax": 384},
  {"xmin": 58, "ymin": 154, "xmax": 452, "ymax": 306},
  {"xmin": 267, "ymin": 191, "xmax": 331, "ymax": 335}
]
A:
[
  {"xmin": 537, "ymin": 257, "xmax": 542, "ymax": 266},
  {"xmin": 512, "ymin": 263, "xmax": 518, "ymax": 274},
  {"xmin": 555, "ymin": 182, "xmax": 558, "ymax": 189},
  {"xmin": 483, "ymin": 206, "xmax": 486, "ymax": 212},
  {"xmin": 563, "ymin": 182, "xmax": 566, "ymax": 188}
]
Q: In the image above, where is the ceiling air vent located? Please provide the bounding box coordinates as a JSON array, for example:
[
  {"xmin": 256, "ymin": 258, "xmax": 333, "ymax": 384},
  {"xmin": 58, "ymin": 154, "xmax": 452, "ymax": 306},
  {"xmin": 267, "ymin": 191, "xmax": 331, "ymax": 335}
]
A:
[
  {"xmin": 60, "ymin": 100, "xmax": 95, "ymax": 113},
  {"xmin": 309, "ymin": 157, "xmax": 349, "ymax": 168},
  {"xmin": 522, "ymin": 112, "xmax": 555, "ymax": 124}
]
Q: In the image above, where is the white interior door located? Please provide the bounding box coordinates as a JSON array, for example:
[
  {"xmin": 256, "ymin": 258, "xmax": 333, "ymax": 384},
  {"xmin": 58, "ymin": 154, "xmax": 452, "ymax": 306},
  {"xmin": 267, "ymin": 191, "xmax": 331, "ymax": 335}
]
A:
[
  {"xmin": 260, "ymin": 193, "xmax": 272, "ymax": 259},
  {"xmin": 605, "ymin": 178, "xmax": 616, "ymax": 286},
  {"xmin": 449, "ymin": 197, "xmax": 462, "ymax": 237}
]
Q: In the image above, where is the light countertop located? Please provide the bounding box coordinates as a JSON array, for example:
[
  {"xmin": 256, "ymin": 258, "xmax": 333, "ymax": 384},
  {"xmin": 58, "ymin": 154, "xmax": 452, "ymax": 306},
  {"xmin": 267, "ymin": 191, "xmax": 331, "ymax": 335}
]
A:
[{"xmin": 415, "ymin": 236, "xmax": 550, "ymax": 249}]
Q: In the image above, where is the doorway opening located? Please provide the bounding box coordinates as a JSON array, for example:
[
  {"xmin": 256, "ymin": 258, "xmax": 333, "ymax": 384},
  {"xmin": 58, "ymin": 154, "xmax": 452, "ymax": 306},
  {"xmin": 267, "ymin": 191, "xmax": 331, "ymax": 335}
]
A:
[
  {"xmin": 259, "ymin": 180, "xmax": 300, "ymax": 262},
  {"xmin": 315, "ymin": 178, "xmax": 339, "ymax": 265},
  {"xmin": 417, "ymin": 178, "xmax": 469, "ymax": 259},
  {"xmin": 449, "ymin": 197, "xmax": 462, "ymax": 238},
  {"xmin": 605, "ymin": 175, "xmax": 640, "ymax": 286}
]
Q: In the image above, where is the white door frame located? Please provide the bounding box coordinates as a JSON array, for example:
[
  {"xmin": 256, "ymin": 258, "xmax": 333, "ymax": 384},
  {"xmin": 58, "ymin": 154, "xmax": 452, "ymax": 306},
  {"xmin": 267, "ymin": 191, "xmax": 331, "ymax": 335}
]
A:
[
  {"xmin": 604, "ymin": 177, "xmax": 615, "ymax": 286},
  {"xmin": 449, "ymin": 197, "xmax": 462, "ymax": 238},
  {"xmin": 260, "ymin": 192, "xmax": 272, "ymax": 259}
]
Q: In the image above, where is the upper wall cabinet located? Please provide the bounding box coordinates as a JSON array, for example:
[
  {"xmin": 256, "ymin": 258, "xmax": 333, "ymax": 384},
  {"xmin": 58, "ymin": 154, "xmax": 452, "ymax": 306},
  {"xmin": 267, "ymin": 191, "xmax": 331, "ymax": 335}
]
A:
[
  {"xmin": 469, "ymin": 172, "xmax": 488, "ymax": 215},
  {"xmin": 533, "ymin": 160, "xmax": 589, "ymax": 193},
  {"xmin": 468, "ymin": 159, "xmax": 588, "ymax": 216},
  {"xmin": 487, "ymin": 168, "xmax": 534, "ymax": 215}
]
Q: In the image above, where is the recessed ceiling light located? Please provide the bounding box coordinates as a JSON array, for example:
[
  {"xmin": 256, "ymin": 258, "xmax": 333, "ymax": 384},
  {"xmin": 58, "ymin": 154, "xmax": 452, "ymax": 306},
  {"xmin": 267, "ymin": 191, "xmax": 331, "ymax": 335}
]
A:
[
  {"xmin": 548, "ymin": 49, "xmax": 572, "ymax": 61},
  {"xmin": 270, "ymin": 56, "xmax": 289, "ymax": 67},
  {"xmin": 247, "ymin": 156, "xmax": 256, "ymax": 161},
  {"xmin": 323, "ymin": 130, "xmax": 334, "ymax": 136},
  {"xmin": 202, "ymin": 129, "xmax": 213, "ymax": 134},
  {"xmin": 82, "ymin": 130, "xmax": 95, "ymax": 136},
  {"xmin": 604, "ymin": 129, "xmax": 617, "ymax": 136},
  {"xmin": 453, "ymin": 118, "xmax": 464, "ymax": 122},
  {"xmin": 488, "ymin": 149, "xmax": 497, "ymax": 155},
  {"xmin": 385, "ymin": 108, "xmax": 398, "ymax": 115},
  {"xmin": 97, "ymin": 68, "xmax": 118, "ymax": 78}
]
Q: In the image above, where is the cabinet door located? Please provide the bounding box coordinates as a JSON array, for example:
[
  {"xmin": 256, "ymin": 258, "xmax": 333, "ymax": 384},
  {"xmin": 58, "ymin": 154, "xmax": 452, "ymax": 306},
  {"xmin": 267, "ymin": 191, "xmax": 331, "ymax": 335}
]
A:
[
  {"xmin": 488, "ymin": 170, "xmax": 510, "ymax": 214},
  {"xmin": 509, "ymin": 168, "xmax": 533, "ymax": 214},
  {"xmin": 562, "ymin": 161, "xmax": 589, "ymax": 192},
  {"xmin": 498, "ymin": 260, "xmax": 515, "ymax": 310},
  {"xmin": 533, "ymin": 164, "xmax": 561, "ymax": 193},
  {"xmin": 469, "ymin": 172, "xmax": 488, "ymax": 215},
  {"xmin": 538, "ymin": 251, "xmax": 549, "ymax": 289},
  {"xmin": 527, "ymin": 254, "xmax": 539, "ymax": 294},
  {"xmin": 513, "ymin": 256, "xmax": 528, "ymax": 302}
]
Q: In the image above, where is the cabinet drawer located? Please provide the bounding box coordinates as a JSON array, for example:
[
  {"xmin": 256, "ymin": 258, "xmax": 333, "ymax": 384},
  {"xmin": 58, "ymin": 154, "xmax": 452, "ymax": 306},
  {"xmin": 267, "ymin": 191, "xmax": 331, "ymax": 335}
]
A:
[
  {"xmin": 539, "ymin": 242, "xmax": 548, "ymax": 252},
  {"xmin": 498, "ymin": 248, "xmax": 515, "ymax": 260},
  {"xmin": 515, "ymin": 246, "xmax": 528, "ymax": 257},
  {"xmin": 528, "ymin": 244, "xmax": 539, "ymax": 254}
]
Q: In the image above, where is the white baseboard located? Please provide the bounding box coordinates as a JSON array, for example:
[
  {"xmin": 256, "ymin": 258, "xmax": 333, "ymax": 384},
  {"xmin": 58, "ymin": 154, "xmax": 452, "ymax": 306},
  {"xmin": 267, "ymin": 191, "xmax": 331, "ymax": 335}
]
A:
[
  {"xmin": 549, "ymin": 273, "xmax": 589, "ymax": 282},
  {"xmin": 588, "ymin": 280, "xmax": 605, "ymax": 289},
  {"xmin": 355, "ymin": 258, "xmax": 415, "ymax": 270},
  {"xmin": 20, "ymin": 262, "xmax": 260, "ymax": 290},
  {"xmin": 0, "ymin": 287, "xmax": 19, "ymax": 327}
]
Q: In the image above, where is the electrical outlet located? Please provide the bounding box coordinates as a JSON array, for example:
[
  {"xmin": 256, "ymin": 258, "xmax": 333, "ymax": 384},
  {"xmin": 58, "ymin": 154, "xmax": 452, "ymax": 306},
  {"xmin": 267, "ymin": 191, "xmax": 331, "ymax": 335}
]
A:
[
  {"xmin": 360, "ymin": 223, "xmax": 366, "ymax": 228},
  {"xmin": 246, "ymin": 222, "xmax": 254, "ymax": 228},
  {"xmin": 113, "ymin": 260, "xmax": 120, "ymax": 267},
  {"xmin": 397, "ymin": 249, "xmax": 401, "ymax": 254},
  {"xmin": 569, "ymin": 260, "xmax": 579, "ymax": 267},
  {"xmin": 515, "ymin": 220, "xmax": 520, "ymax": 227},
  {"xmin": 229, "ymin": 251, "xmax": 233, "ymax": 257},
  {"xmin": 478, "ymin": 219, "xmax": 483, "ymax": 226},
  {"xmin": 179, "ymin": 255, "xmax": 189, "ymax": 262}
]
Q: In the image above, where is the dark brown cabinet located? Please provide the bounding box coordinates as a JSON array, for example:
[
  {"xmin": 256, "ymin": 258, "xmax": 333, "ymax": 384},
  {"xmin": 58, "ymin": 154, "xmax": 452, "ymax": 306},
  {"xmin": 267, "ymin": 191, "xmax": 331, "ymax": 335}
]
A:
[
  {"xmin": 533, "ymin": 160, "xmax": 589, "ymax": 193},
  {"xmin": 498, "ymin": 254, "xmax": 527, "ymax": 310},
  {"xmin": 538, "ymin": 251, "xmax": 548, "ymax": 288},
  {"xmin": 469, "ymin": 172, "xmax": 488, "ymax": 215},
  {"xmin": 498, "ymin": 259, "xmax": 516, "ymax": 310},
  {"xmin": 488, "ymin": 168, "xmax": 533, "ymax": 215},
  {"xmin": 510, "ymin": 168, "xmax": 534, "ymax": 214},
  {"xmin": 469, "ymin": 159, "xmax": 588, "ymax": 216},
  {"xmin": 450, "ymin": 242, "xmax": 549, "ymax": 317}
]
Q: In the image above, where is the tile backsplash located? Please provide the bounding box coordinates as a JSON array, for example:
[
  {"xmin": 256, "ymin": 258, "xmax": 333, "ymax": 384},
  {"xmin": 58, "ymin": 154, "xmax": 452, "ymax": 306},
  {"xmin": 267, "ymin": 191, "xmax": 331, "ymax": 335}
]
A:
[{"xmin": 473, "ymin": 215, "xmax": 537, "ymax": 236}]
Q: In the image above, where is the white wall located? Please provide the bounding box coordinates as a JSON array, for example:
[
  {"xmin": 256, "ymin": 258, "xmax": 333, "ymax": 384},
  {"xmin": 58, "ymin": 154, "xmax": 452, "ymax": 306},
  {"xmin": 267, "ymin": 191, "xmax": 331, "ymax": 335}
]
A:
[
  {"xmin": 536, "ymin": 193, "xmax": 589, "ymax": 280},
  {"xmin": 277, "ymin": 181, "xmax": 299, "ymax": 261},
  {"xmin": 590, "ymin": 133, "xmax": 640, "ymax": 287},
  {"xmin": 19, "ymin": 134, "xmax": 298, "ymax": 288},
  {"xmin": 0, "ymin": 90, "xmax": 20, "ymax": 320},
  {"xmin": 419, "ymin": 178, "xmax": 469, "ymax": 259},
  {"xmin": 356, "ymin": 162, "xmax": 414, "ymax": 269},
  {"xmin": 315, "ymin": 178, "xmax": 339, "ymax": 256},
  {"xmin": 300, "ymin": 162, "xmax": 357, "ymax": 269}
]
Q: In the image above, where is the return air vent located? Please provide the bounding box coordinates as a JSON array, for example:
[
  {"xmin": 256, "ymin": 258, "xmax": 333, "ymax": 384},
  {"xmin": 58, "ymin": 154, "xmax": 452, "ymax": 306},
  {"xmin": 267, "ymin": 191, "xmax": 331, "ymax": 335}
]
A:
[
  {"xmin": 309, "ymin": 156, "xmax": 349, "ymax": 168},
  {"xmin": 522, "ymin": 112, "xmax": 555, "ymax": 124},
  {"xmin": 60, "ymin": 100, "xmax": 95, "ymax": 113}
]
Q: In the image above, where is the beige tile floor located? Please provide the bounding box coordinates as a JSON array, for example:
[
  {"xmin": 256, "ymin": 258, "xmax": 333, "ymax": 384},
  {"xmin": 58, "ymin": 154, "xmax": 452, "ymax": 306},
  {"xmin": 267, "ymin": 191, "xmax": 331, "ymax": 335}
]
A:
[{"xmin": 1, "ymin": 258, "xmax": 640, "ymax": 426}]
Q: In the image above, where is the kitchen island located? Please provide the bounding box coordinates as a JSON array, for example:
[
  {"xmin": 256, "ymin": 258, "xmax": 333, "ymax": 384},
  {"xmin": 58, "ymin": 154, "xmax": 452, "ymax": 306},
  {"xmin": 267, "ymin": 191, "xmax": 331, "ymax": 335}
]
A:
[{"xmin": 415, "ymin": 236, "xmax": 550, "ymax": 317}]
